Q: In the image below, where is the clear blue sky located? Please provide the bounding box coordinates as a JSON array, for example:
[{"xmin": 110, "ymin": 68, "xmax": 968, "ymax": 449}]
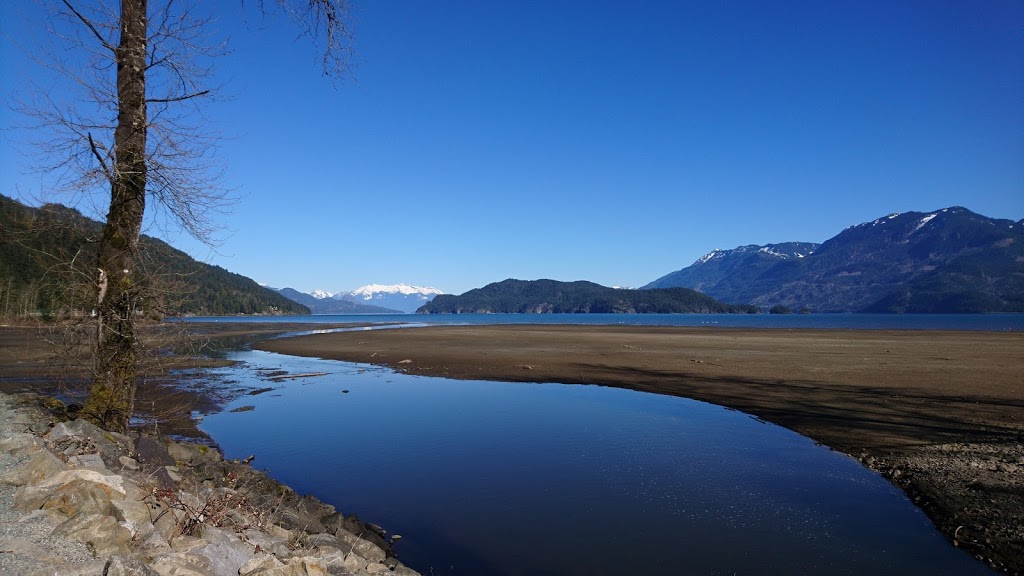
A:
[{"xmin": 2, "ymin": 1, "xmax": 1022, "ymax": 295}]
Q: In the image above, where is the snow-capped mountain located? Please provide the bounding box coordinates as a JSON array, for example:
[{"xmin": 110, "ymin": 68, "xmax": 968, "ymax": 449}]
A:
[
  {"xmin": 645, "ymin": 242, "xmax": 820, "ymax": 294},
  {"xmin": 335, "ymin": 284, "xmax": 444, "ymax": 314},
  {"xmin": 309, "ymin": 289, "xmax": 334, "ymax": 300},
  {"xmin": 274, "ymin": 288, "xmax": 400, "ymax": 314},
  {"xmin": 644, "ymin": 207, "xmax": 1023, "ymax": 312}
]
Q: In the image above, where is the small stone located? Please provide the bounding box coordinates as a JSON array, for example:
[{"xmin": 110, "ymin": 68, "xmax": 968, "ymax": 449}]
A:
[
  {"xmin": 119, "ymin": 455, "xmax": 141, "ymax": 470},
  {"xmin": 104, "ymin": 555, "xmax": 161, "ymax": 576},
  {"xmin": 68, "ymin": 452, "xmax": 108, "ymax": 470},
  {"xmin": 165, "ymin": 466, "xmax": 183, "ymax": 482},
  {"xmin": 239, "ymin": 554, "xmax": 285, "ymax": 576}
]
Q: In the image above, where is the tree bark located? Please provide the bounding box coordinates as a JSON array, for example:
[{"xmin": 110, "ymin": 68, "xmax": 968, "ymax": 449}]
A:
[{"xmin": 82, "ymin": 0, "xmax": 148, "ymax": 433}]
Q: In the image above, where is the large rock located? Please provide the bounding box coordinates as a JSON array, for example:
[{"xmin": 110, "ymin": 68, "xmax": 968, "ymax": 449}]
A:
[
  {"xmin": 53, "ymin": 513, "xmax": 133, "ymax": 557},
  {"xmin": 151, "ymin": 502, "xmax": 190, "ymax": 542},
  {"xmin": 0, "ymin": 432, "xmax": 46, "ymax": 456},
  {"xmin": 167, "ymin": 441, "xmax": 222, "ymax": 467},
  {"xmin": 246, "ymin": 556, "xmax": 329, "ymax": 576},
  {"xmin": 105, "ymin": 555, "xmax": 162, "ymax": 576},
  {"xmin": 149, "ymin": 552, "xmax": 216, "ymax": 576},
  {"xmin": 339, "ymin": 516, "xmax": 390, "ymax": 557},
  {"xmin": 14, "ymin": 468, "xmax": 126, "ymax": 517},
  {"xmin": 29, "ymin": 468, "xmax": 127, "ymax": 495},
  {"xmin": 334, "ymin": 530, "xmax": 386, "ymax": 563},
  {"xmin": 17, "ymin": 478, "xmax": 116, "ymax": 517},
  {"xmin": 274, "ymin": 504, "xmax": 326, "ymax": 535},
  {"xmin": 240, "ymin": 528, "xmax": 291, "ymax": 558},
  {"xmin": 136, "ymin": 436, "xmax": 177, "ymax": 468},
  {"xmin": 111, "ymin": 497, "xmax": 157, "ymax": 538},
  {"xmin": 189, "ymin": 526, "xmax": 258, "ymax": 576},
  {"xmin": 0, "ymin": 448, "xmax": 68, "ymax": 485},
  {"xmin": 133, "ymin": 530, "xmax": 175, "ymax": 561}
]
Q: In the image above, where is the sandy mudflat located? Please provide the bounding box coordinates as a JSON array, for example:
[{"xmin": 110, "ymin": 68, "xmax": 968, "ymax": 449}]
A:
[
  {"xmin": 0, "ymin": 321, "xmax": 362, "ymax": 437},
  {"xmin": 256, "ymin": 324, "xmax": 1024, "ymax": 574}
]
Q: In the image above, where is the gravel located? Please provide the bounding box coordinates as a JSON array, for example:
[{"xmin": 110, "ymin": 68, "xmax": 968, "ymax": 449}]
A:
[{"xmin": 0, "ymin": 395, "xmax": 96, "ymax": 576}]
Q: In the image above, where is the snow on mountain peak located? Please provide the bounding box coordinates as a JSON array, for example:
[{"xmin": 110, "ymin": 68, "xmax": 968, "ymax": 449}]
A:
[
  {"xmin": 912, "ymin": 213, "xmax": 938, "ymax": 233},
  {"xmin": 310, "ymin": 289, "xmax": 334, "ymax": 299},
  {"xmin": 695, "ymin": 249, "xmax": 724, "ymax": 265},
  {"xmin": 348, "ymin": 284, "xmax": 444, "ymax": 298}
]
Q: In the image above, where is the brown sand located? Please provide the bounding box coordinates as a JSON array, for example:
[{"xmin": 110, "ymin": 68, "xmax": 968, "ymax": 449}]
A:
[
  {"xmin": 0, "ymin": 321, "xmax": 362, "ymax": 437},
  {"xmin": 256, "ymin": 324, "xmax": 1024, "ymax": 574}
]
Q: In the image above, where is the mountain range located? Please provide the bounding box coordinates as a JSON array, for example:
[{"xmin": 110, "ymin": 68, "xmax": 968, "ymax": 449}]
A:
[
  {"xmin": 271, "ymin": 288, "xmax": 399, "ymax": 314},
  {"xmin": 5, "ymin": 195, "xmax": 1018, "ymax": 317},
  {"xmin": 645, "ymin": 207, "xmax": 1023, "ymax": 313},
  {"xmin": 273, "ymin": 284, "xmax": 444, "ymax": 314}
]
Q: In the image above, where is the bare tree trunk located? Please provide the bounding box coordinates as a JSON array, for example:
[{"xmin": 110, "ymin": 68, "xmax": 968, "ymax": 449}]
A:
[{"xmin": 82, "ymin": 0, "xmax": 148, "ymax": 433}]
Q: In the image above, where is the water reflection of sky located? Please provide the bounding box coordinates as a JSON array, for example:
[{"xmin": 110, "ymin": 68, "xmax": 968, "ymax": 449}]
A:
[
  {"xmin": 182, "ymin": 312, "xmax": 1024, "ymax": 331},
  {"xmin": 199, "ymin": 349, "xmax": 992, "ymax": 576}
]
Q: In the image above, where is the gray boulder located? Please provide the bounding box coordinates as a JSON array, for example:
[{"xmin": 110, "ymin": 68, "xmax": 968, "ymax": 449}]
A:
[{"xmin": 0, "ymin": 448, "xmax": 68, "ymax": 485}]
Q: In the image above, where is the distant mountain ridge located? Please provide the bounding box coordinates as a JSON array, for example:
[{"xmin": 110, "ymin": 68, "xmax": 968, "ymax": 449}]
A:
[
  {"xmin": 645, "ymin": 207, "xmax": 1023, "ymax": 313},
  {"xmin": 275, "ymin": 284, "xmax": 443, "ymax": 314},
  {"xmin": 419, "ymin": 279, "xmax": 758, "ymax": 314},
  {"xmin": 272, "ymin": 288, "xmax": 399, "ymax": 314},
  {"xmin": 647, "ymin": 242, "xmax": 821, "ymax": 295},
  {"xmin": 340, "ymin": 284, "xmax": 443, "ymax": 314}
]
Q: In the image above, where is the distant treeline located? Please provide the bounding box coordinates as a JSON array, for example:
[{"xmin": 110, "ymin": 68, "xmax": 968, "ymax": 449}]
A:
[{"xmin": 419, "ymin": 279, "xmax": 758, "ymax": 314}]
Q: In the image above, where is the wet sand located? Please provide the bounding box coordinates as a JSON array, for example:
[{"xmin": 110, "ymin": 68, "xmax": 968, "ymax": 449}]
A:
[
  {"xmin": 256, "ymin": 324, "xmax": 1024, "ymax": 574},
  {"xmin": 0, "ymin": 321, "xmax": 361, "ymax": 438}
]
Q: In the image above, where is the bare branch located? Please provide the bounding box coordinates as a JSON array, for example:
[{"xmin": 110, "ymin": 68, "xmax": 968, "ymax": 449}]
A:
[
  {"xmin": 146, "ymin": 89, "xmax": 211, "ymax": 103},
  {"xmin": 86, "ymin": 132, "xmax": 113, "ymax": 183},
  {"xmin": 270, "ymin": 0, "xmax": 357, "ymax": 80},
  {"xmin": 60, "ymin": 0, "xmax": 115, "ymax": 52}
]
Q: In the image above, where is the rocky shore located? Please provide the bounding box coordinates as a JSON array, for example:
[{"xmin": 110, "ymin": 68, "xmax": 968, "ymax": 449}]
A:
[{"xmin": 0, "ymin": 392, "xmax": 420, "ymax": 576}]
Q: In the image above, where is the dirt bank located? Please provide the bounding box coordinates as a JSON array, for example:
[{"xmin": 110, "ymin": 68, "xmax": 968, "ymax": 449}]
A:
[
  {"xmin": 255, "ymin": 324, "xmax": 1024, "ymax": 574},
  {"xmin": 0, "ymin": 322, "xmax": 363, "ymax": 438}
]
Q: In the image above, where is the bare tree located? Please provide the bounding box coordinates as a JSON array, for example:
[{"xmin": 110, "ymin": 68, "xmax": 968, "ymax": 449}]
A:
[{"xmin": 12, "ymin": 0, "xmax": 355, "ymax": 432}]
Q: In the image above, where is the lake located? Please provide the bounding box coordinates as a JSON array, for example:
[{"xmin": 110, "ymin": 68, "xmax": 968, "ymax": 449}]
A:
[
  {"xmin": 184, "ymin": 312, "xmax": 1024, "ymax": 331},
  {"xmin": 193, "ymin": 330, "xmax": 994, "ymax": 575}
]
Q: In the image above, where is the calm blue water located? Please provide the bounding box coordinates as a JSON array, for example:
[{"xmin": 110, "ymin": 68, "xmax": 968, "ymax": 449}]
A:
[
  {"xmin": 184, "ymin": 312, "xmax": 1024, "ymax": 331},
  {"xmin": 197, "ymin": 348, "xmax": 992, "ymax": 576}
]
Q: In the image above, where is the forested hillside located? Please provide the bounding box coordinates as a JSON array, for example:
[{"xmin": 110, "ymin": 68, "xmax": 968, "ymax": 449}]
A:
[
  {"xmin": 0, "ymin": 194, "xmax": 308, "ymax": 318},
  {"xmin": 419, "ymin": 279, "xmax": 758, "ymax": 314}
]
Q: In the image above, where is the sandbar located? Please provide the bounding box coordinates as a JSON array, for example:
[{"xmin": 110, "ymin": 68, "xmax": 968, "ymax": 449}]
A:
[{"xmin": 256, "ymin": 324, "xmax": 1024, "ymax": 573}]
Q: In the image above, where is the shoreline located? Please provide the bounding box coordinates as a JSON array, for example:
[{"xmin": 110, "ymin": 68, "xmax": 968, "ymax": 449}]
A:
[
  {"xmin": 254, "ymin": 323, "xmax": 1024, "ymax": 574},
  {"xmin": 0, "ymin": 391, "xmax": 420, "ymax": 575},
  {"xmin": 2, "ymin": 320, "xmax": 1021, "ymax": 573}
]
